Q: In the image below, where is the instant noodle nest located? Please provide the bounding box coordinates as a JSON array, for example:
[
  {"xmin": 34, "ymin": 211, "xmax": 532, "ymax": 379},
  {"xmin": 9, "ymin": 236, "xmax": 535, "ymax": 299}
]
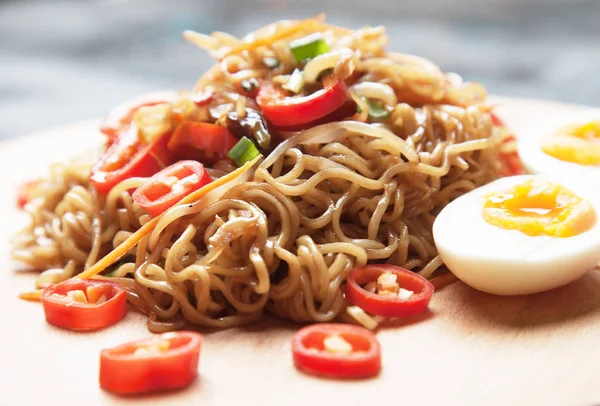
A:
[{"xmin": 13, "ymin": 16, "xmax": 503, "ymax": 331}]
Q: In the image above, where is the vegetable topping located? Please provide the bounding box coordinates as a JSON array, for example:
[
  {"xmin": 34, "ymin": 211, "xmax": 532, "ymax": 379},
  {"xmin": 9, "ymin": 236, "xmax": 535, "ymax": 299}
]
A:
[
  {"xmin": 16, "ymin": 179, "xmax": 41, "ymax": 209},
  {"xmin": 345, "ymin": 265, "xmax": 434, "ymax": 318},
  {"xmin": 99, "ymin": 331, "xmax": 203, "ymax": 394},
  {"xmin": 256, "ymin": 76, "xmax": 352, "ymax": 130},
  {"xmin": 167, "ymin": 121, "xmax": 239, "ymax": 165},
  {"xmin": 292, "ymin": 323, "xmax": 381, "ymax": 379},
  {"xmin": 40, "ymin": 279, "xmax": 127, "ymax": 331},
  {"xmin": 132, "ymin": 160, "xmax": 213, "ymax": 217},
  {"xmin": 290, "ymin": 33, "xmax": 330, "ymax": 62},
  {"xmin": 228, "ymin": 136, "xmax": 261, "ymax": 167},
  {"xmin": 90, "ymin": 128, "xmax": 174, "ymax": 194}
]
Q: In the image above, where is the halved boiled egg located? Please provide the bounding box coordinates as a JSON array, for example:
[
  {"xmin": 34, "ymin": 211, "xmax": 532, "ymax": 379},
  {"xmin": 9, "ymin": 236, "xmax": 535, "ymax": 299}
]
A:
[
  {"xmin": 518, "ymin": 114, "xmax": 600, "ymax": 184},
  {"xmin": 433, "ymin": 175, "xmax": 600, "ymax": 295}
]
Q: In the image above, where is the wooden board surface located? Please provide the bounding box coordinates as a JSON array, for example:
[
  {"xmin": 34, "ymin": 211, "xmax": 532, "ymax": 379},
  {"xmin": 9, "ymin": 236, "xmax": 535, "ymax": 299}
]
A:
[{"xmin": 2, "ymin": 97, "xmax": 600, "ymax": 406}]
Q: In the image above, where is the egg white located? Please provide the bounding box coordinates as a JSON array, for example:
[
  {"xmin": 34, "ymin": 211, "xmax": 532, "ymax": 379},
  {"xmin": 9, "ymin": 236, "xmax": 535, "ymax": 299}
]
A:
[
  {"xmin": 517, "ymin": 111, "xmax": 600, "ymax": 187},
  {"xmin": 433, "ymin": 175, "xmax": 600, "ymax": 295}
]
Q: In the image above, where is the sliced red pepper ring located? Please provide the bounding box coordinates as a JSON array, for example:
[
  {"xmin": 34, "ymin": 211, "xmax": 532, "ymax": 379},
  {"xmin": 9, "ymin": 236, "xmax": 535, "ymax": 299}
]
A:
[
  {"xmin": 132, "ymin": 160, "xmax": 213, "ymax": 217},
  {"xmin": 292, "ymin": 323, "xmax": 381, "ymax": 379},
  {"xmin": 100, "ymin": 91, "xmax": 178, "ymax": 146},
  {"xmin": 345, "ymin": 265, "xmax": 434, "ymax": 318},
  {"xmin": 167, "ymin": 121, "xmax": 239, "ymax": 165},
  {"xmin": 277, "ymin": 98, "xmax": 357, "ymax": 132},
  {"xmin": 41, "ymin": 279, "xmax": 127, "ymax": 331},
  {"xmin": 16, "ymin": 179, "xmax": 42, "ymax": 209},
  {"xmin": 90, "ymin": 127, "xmax": 175, "ymax": 194},
  {"xmin": 100, "ymin": 90, "xmax": 214, "ymax": 147},
  {"xmin": 256, "ymin": 76, "xmax": 352, "ymax": 129},
  {"xmin": 99, "ymin": 331, "xmax": 203, "ymax": 395}
]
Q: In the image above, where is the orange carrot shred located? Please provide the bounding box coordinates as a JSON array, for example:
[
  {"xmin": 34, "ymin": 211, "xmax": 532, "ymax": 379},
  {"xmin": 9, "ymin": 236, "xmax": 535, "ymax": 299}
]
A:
[
  {"xmin": 17, "ymin": 156, "xmax": 260, "ymax": 303},
  {"xmin": 75, "ymin": 156, "xmax": 261, "ymax": 280},
  {"xmin": 223, "ymin": 15, "xmax": 325, "ymax": 57},
  {"xmin": 19, "ymin": 290, "xmax": 42, "ymax": 301}
]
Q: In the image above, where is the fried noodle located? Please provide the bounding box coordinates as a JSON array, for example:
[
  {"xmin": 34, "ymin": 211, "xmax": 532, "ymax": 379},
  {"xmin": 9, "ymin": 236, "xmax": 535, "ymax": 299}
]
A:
[{"xmin": 13, "ymin": 17, "xmax": 502, "ymax": 332}]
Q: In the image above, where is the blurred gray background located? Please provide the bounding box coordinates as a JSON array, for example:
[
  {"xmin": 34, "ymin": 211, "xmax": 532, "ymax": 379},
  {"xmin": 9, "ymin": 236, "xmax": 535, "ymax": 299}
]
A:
[{"xmin": 1, "ymin": 0, "xmax": 599, "ymax": 140}]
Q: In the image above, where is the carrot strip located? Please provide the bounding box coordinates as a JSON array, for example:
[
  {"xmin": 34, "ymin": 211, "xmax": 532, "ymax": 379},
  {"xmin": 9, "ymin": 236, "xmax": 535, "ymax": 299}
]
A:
[
  {"xmin": 75, "ymin": 156, "xmax": 261, "ymax": 280},
  {"xmin": 19, "ymin": 290, "xmax": 42, "ymax": 301}
]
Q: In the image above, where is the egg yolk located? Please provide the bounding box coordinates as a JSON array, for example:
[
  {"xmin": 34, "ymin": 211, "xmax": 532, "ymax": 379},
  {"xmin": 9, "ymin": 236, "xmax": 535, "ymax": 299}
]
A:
[
  {"xmin": 482, "ymin": 179, "xmax": 596, "ymax": 237},
  {"xmin": 540, "ymin": 121, "xmax": 600, "ymax": 166}
]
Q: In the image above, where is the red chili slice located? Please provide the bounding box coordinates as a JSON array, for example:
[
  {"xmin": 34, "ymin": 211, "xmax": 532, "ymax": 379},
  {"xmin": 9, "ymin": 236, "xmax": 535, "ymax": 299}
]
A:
[
  {"xmin": 100, "ymin": 90, "xmax": 214, "ymax": 147},
  {"xmin": 292, "ymin": 323, "xmax": 381, "ymax": 379},
  {"xmin": 16, "ymin": 179, "xmax": 42, "ymax": 209},
  {"xmin": 41, "ymin": 279, "xmax": 127, "ymax": 331},
  {"xmin": 90, "ymin": 127, "xmax": 175, "ymax": 194},
  {"xmin": 167, "ymin": 121, "xmax": 239, "ymax": 165},
  {"xmin": 99, "ymin": 331, "xmax": 203, "ymax": 395},
  {"xmin": 277, "ymin": 98, "xmax": 357, "ymax": 132},
  {"xmin": 132, "ymin": 160, "xmax": 213, "ymax": 217},
  {"xmin": 100, "ymin": 91, "xmax": 177, "ymax": 146},
  {"xmin": 345, "ymin": 265, "xmax": 434, "ymax": 318},
  {"xmin": 256, "ymin": 76, "xmax": 351, "ymax": 129}
]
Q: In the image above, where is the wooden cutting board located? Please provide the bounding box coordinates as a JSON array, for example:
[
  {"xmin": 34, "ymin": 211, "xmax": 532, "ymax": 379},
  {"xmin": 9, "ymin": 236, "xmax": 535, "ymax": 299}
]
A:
[{"xmin": 2, "ymin": 96, "xmax": 600, "ymax": 406}]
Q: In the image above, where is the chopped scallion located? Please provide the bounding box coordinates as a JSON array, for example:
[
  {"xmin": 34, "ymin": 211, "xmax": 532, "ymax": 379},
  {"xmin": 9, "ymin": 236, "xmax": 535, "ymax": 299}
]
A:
[
  {"xmin": 282, "ymin": 69, "xmax": 305, "ymax": 94},
  {"xmin": 228, "ymin": 136, "xmax": 261, "ymax": 167},
  {"xmin": 240, "ymin": 78, "xmax": 259, "ymax": 93},
  {"xmin": 254, "ymin": 127, "xmax": 271, "ymax": 149},
  {"xmin": 363, "ymin": 97, "xmax": 391, "ymax": 121},
  {"xmin": 290, "ymin": 33, "xmax": 330, "ymax": 62},
  {"xmin": 263, "ymin": 57, "xmax": 281, "ymax": 69}
]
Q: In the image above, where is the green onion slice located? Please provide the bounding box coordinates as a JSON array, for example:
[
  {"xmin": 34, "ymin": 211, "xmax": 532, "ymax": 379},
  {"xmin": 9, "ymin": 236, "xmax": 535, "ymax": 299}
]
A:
[
  {"xmin": 228, "ymin": 136, "xmax": 261, "ymax": 167},
  {"xmin": 290, "ymin": 33, "xmax": 330, "ymax": 62},
  {"xmin": 363, "ymin": 97, "xmax": 391, "ymax": 120},
  {"xmin": 282, "ymin": 69, "xmax": 305, "ymax": 94}
]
